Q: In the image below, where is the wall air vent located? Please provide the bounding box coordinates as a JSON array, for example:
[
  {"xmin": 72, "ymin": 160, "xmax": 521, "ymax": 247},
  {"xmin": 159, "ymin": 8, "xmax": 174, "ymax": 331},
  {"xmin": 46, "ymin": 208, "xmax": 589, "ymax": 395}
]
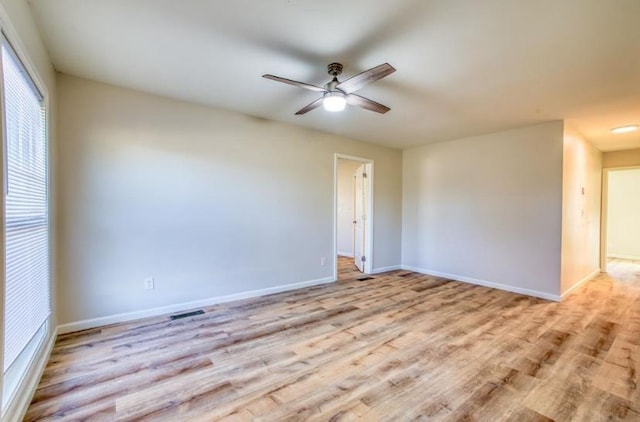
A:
[{"xmin": 169, "ymin": 309, "xmax": 205, "ymax": 320}]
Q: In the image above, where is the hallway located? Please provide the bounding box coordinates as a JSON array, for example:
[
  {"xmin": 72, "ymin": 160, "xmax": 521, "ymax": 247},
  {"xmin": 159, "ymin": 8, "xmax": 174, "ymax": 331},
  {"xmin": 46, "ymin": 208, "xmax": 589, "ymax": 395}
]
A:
[{"xmin": 607, "ymin": 258, "xmax": 640, "ymax": 284}]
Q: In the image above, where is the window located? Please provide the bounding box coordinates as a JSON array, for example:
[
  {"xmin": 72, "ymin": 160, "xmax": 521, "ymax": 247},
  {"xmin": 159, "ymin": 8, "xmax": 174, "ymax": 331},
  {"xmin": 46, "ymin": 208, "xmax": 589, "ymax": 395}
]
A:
[{"xmin": 1, "ymin": 36, "xmax": 50, "ymax": 405}]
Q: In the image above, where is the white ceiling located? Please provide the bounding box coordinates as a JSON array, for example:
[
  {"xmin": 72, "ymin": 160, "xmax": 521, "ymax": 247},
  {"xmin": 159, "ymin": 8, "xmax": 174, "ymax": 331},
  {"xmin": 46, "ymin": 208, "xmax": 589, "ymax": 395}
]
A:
[{"xmin": 28, "ymin": 0, "xmax": 640, "ymax": 151}]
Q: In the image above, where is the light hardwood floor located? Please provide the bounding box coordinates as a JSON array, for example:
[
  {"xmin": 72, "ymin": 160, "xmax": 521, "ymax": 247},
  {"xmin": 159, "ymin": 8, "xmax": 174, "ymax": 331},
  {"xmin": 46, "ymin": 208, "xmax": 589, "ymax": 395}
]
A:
[
  {"xmin": 337, "ymin": 255, "xmax": 364, "ymax": 281},
  {"xmin": 26, "ymin": 259, "xmax": 640, "ymax": 421}
]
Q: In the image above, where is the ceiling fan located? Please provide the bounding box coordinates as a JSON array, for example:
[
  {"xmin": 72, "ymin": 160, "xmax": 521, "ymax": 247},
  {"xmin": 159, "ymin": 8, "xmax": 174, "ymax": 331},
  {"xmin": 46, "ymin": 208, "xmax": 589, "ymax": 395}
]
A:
[{"xmin": 263, "ymin": 62, "xmax": 395, "ymax": 115}]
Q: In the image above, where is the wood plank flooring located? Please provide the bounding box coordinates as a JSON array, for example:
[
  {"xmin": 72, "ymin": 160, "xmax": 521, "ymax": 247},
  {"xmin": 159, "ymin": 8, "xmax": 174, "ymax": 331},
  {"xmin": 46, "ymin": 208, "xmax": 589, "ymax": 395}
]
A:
[
  {"xmin": 26, "ymin": 258, "xmax": 640, "ymax": 421},
  {"xmin": 337, "ymin": 255, "xmax": 364, "ymax": 281}
]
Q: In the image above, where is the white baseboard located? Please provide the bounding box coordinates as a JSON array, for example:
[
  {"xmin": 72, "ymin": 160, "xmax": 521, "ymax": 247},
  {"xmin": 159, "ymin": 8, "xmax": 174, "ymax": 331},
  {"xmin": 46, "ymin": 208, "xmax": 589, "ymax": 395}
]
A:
[
  {"xmin": 57, "ymin": 276, "xmax": 335, "ymax": 334},
  {"xmin": 4, "ymin": 326, "xmax": 57, "ymax": 422},
  {"xmin": 400, "ymin": 265, "xmax": 561, "ymax": 302},
  {"xmin": 370, "ymin": 265, "xmax": 402, "ymax": 274},
  {"xmin": 561, "ymin": 268, "xmax": 600, "ymax": 299},
  {"xmin": 607, "ymin": 253, "xmax": 640, "ymax": 261},
  {"xmin": 337, "ymin": 252, "xmax": 354, "ymax": 258}
]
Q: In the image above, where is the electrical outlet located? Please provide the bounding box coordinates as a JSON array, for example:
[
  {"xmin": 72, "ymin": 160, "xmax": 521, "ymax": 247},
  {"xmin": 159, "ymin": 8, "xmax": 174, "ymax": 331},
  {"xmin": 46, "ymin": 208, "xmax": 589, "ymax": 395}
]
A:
[
  {"xmin": 320, "ymin": 257, "xmax": 327, "ymax": 267},
  {"xmin": 144, "ymin": 277, "xmax": 155, "ymax": 290}
]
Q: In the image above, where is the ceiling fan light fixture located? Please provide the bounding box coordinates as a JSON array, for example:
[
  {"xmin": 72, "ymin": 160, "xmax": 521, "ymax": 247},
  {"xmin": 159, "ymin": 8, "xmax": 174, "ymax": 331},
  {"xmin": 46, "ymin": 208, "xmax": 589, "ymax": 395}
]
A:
[
  {"xmin": 611, "ymin": 125, "xmax": 639, "ymax": 134},
  {"xmin": 323, "ymin": 92, "xmax": 346, "ymax": 112},
  {"xmin": 263, "ymin": 62, "xmax": 394, "ymax": 115}
]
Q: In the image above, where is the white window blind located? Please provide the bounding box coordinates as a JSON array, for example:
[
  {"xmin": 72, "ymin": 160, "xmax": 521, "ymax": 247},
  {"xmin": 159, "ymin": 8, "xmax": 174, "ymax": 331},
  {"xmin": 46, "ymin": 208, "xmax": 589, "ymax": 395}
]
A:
[{"xmin": 2, "ymin": 38, "xmax": 50, "ymax": 373}]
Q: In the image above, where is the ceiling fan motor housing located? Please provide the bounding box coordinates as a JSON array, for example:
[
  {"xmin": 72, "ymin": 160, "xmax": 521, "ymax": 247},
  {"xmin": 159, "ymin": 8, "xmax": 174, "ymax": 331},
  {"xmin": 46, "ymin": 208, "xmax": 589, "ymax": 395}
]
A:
[{"xmin": 325, "ymin": 79, "xmax": 341, "ymax": 92}]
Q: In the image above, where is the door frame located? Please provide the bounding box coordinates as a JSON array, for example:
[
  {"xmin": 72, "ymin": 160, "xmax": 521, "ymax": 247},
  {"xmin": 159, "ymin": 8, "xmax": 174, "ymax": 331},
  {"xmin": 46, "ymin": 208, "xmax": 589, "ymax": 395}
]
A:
[
  {"xmin": 600, "ymin": 165, "xmax": 640, "ymax": 272},
  {"xmin": 334, "ymin": 154, "xmax": 374, "ymax": 278}
]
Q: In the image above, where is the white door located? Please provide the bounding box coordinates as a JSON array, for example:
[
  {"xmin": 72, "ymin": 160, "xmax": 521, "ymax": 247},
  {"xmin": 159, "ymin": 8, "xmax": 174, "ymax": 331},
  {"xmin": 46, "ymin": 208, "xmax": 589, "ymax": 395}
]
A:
[{"xmin": 353, "ymin": 164, "xmax": 367, "ymax": 272}]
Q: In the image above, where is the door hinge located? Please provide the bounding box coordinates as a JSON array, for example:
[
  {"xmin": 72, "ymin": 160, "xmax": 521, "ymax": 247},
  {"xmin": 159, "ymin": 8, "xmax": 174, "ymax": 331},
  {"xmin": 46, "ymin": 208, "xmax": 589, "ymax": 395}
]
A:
[
  {"xmin": 361, "ymin": 256, "xmax": 366, "ymax": 262},
  {"xmin": 362, "ymin": 172, "xmax": 367, "ymax": 178},
  {"xmin": 353, "ymin": 220, "xmax": 357, "ymax": 224}
]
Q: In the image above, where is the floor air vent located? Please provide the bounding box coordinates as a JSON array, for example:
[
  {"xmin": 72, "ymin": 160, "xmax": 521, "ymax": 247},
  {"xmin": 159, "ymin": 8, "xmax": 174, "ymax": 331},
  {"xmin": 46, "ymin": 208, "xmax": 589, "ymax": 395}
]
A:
[
  {"xmin": 170, "ymin": 310, "xmax": 205, "ymax": 320},
  {"xmin": 357, "ymin": 276, "xmax": 374, "ymax": 281}
]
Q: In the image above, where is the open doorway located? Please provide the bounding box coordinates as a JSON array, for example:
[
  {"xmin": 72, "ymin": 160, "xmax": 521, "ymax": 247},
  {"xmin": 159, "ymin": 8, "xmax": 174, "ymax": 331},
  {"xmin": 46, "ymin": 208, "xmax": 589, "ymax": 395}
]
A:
[
  {"xmin": 601, "ymin": 166, "xmax": 640, "ymax": 282},
  {"xmin": 335, "ymin": 154, "xmax": 373, "ymax": 280}
]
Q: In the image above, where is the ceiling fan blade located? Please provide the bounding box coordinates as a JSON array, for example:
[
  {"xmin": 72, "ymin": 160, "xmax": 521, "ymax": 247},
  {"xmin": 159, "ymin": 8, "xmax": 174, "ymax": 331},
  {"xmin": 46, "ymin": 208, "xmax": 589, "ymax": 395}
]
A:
[
  {"xmin": 336, "ymin": 63, "xmax": 396, "ymax": 93},
  {"xmin": 344, "ymin": 93, "xmax": 390, "ymax": 114},
  {"xmin": 295, "ymin": 97, "xmax": 324, "ymax": 115},
  {"xmin": 262, "ymin": 74, "xmax": 327, "ymax": 93}
]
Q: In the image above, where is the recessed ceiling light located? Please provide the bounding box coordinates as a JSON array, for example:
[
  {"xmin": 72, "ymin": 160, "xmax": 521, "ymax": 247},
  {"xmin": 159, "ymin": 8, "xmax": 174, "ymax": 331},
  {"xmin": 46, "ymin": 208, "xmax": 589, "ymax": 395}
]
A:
[{"xmin": 611, "ymin": 125, "xmax": 639, "ymax": 134}]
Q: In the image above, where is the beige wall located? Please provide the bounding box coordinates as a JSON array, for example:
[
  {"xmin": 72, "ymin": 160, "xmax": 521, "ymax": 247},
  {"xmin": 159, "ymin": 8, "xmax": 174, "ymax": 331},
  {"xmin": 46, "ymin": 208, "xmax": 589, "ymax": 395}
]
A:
[
  {"xmin": 337, "ymin": 159, "xmax": 361, "ymax": 257},
  {"xmin": 0, "ymin": 0, "xmax": 57, "ymax": 419},
  {"xmin": 603, "ymin": 148, "xmax": 640, "ymax": 168},
  {"xmin": 607, "ymin": 169, "xmax": 640, "ymax": 260},
  {"xmin": 560, "ymin": 125, "xmax": 602, "ymax": 294},
  {"xmin": 56, "ymin": 74, "xmax": 402, "ymax": 327},
  {"xmin": 402, "ymin": 121, "xmax": 564, "ymax": 299}
]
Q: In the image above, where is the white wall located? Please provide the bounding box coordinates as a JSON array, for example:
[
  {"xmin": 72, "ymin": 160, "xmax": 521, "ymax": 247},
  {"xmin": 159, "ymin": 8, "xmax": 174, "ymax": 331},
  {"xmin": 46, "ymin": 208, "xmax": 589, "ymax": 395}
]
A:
[
  {"xmin": 560, "ymin": 124, "xmax": 602, "ymax": 294},
  {"xmin": 56, "ymin": 74, "xmax": 402, "ymax": 326},
  {"xmin": 607, "ymin": 169, "xmax": 640, "ymax": 260},
  {"xmin": 402, "ymin": 121, "xmax": 564, "ymax": 299},
  {"xmin": 337, "ymin": 159, "xmax": 360, "ymax": 257},
  {"xmin": 603, "ymin": 148, "xmax": 640, "ymax": 168},
  {"xmin": 0, "ymin": 0, "xmax": 57, "ymax": 420}
]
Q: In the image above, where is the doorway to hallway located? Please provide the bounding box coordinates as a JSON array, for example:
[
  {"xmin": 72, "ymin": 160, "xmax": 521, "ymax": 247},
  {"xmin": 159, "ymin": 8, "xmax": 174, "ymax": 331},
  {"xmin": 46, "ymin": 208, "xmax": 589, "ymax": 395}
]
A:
[
  {"xmin": 335, "ymin": 154, "xmax": 373, "ymax": 280},
  {"xmin": 601, "ymin": 166, "xmax": 640, "ymax": 276}
]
